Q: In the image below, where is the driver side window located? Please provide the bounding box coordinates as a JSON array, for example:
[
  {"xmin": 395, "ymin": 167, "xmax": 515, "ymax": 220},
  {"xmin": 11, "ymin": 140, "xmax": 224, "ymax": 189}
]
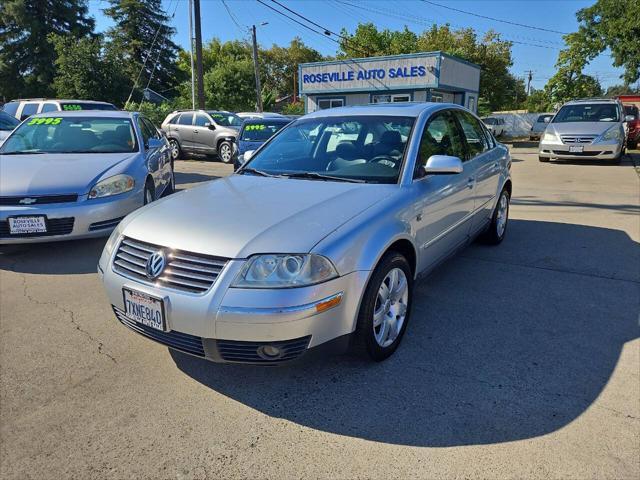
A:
[{"xmin": 415, "ymin": 111, "xmax": 466, "ymax": 178}]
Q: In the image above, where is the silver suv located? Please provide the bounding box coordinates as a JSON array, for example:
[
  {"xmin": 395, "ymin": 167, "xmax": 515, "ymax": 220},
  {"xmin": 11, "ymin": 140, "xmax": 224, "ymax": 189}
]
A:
[
  {"xmin": 538, "ymin": 98, "xmax": 629, "ymax": 163},
  {"xmin": 161, "ymin": 110, "xmax": 242, "ymax": 163}
]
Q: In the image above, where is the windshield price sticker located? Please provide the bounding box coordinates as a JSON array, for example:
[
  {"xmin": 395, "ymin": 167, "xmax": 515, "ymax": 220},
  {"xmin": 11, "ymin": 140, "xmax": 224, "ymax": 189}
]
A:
[
  {"xmin": 245, "ymin": 124, "xmax": 267, "ymax": 131},
  {"xmin": 27, "ymin": 117, "xmax": 62, "ymax": 126},
  {"xmin": 62, "ymin": 104, "xmax": 82, "ymax": 111}
]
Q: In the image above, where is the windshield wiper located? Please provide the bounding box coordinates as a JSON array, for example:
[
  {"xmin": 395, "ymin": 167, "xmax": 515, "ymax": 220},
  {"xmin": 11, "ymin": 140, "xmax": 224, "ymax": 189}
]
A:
[
  {"xmin": 0, "ymin": 151, "xmax": 45, "ymax": 155},
  {"xmin": 240, "ymin": 167, "xmax": 283, "ymax": 178},
  {"xmin": 281, "ymin": 172, "xmax": 365, "ymax": 183}
]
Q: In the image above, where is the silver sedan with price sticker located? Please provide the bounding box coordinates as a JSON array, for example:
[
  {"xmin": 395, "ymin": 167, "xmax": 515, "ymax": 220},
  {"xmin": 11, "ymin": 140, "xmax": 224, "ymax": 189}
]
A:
[
  {"xmin": 0, "ymin": 111, "xmax": 174, "ymax": 244},
  {"xmin": 99, "ymin": 103, "xmax": 512, "ymax": 365}
]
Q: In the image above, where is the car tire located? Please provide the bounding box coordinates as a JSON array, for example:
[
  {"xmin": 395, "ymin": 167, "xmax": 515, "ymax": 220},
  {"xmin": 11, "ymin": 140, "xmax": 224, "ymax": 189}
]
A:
[
  {"xmin": 628, "ymin": 140, "xmax": 637, "ymax": 150},
  {"xmin": 218, "ymin": 141, "xmax": 233, "ymax": 163},
  {"xmin": 538, "ymin": 155, "xmax": 549, "ymax": 162},
  {"xmin": 352, "ymin": 251, "xmax": 413, "ymax": 362},
  {"xmin": 143, "ymin": 179, "xmax": 155, "ymax": 205},
  {"xmin": 169, "ymin": 139, "xmax": 182, "ymax": 161},
  {"xmin": 479, "ymin": 188, "xmax": 510, "ymax": 245}
]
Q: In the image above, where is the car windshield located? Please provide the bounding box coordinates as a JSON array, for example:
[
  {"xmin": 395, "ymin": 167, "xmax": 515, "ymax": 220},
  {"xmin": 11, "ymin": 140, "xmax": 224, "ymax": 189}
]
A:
[
  {"xmin": 240, "ymin": 115, "xmax": 415, "ymax": 184},
  {"xmin": 0, "ymin": 111, "xmax": 20, "ymax": 131},
  {"xmin": 240, "ymin": 122, "xmax": 288, "ymax": 142},
  {"xmin": 0, "ymin": 116, "xmax": 138, "ymax": 154},
  {"xmin": 537, "ymin": 114, "xmax": 553, "ymax": 123},
  {"xmin": 483, "ymin": 117, "xmax": 497, "ymax": 125},
  {"xmin": 553, "ymin": 104, "xmax": 620, "ymax": 123},
  {"xmin": 207, "ymin": 111, "xmax": 242, "ymax": 127}
]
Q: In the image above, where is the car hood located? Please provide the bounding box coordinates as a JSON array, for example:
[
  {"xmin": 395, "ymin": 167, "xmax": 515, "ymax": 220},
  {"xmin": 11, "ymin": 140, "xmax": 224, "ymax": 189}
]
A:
[
  {"xmin": 0, "ymin": 152, "xmax": 138, "ymax": 197},
  {"xmin": 122, "ymin": 174, "xmax": 395, "ymax": 259},
  {"xmin": 548, "ymin": 122, "xmax": 618, "ymax": 136}
]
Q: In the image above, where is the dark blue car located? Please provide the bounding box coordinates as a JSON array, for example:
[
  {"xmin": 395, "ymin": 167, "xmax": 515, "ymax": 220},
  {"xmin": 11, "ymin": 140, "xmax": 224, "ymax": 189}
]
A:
[{"xmin": 233, "ymin": 117, "xmax": 291, "ymax": 170}]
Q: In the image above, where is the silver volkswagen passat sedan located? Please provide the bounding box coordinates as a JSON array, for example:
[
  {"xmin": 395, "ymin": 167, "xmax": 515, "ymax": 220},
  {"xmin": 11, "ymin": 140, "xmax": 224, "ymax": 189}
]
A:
[
  {"xmin": 99, "ymin": 103, "xmax": 512, "ymax": 364},
  {"xmin": 0, "ymin": 111, "xmax": 174, "ymax": 244}
]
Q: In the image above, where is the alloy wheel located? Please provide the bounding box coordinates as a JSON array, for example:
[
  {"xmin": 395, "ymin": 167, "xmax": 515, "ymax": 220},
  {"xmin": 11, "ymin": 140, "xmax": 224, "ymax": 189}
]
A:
[
  {"xmin": 496, "ymin": 191, "xmax": 509, "ymax": 238},
  {"xmin": 373, "ymin": 267, "xmax": 409, "ymax": 348}
]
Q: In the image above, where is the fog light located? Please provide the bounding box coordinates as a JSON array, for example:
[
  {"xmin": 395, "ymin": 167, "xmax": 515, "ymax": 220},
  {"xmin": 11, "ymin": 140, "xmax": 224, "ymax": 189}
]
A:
[{"xmin": 258, "ymin": 345, "xmax": 282, "ymax": 359}]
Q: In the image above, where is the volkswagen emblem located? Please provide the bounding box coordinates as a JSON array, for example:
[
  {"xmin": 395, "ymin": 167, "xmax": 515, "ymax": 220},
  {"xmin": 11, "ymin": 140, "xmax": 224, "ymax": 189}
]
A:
[
  {"xmin": 146, "ymin": 250, "xmax": 166, "ymax": 279},
  {"xmin": 19, "ymin": 197, "xmax": 37, "ymax": 205}
]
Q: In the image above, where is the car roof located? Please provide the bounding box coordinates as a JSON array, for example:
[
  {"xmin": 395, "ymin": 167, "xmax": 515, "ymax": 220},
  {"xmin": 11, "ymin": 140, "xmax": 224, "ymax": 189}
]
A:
[
  {"xmin": 30, "ymin": 110, "xmax": 134, "ymax": 119},
  {"xmin": 563, "ymin": 98, "xmax": 619, "ymax": 106},
  {"xmin": 303, "ymin": 102, "xmax": 459, "ymax": 119},
  {"xmin": 9, "ymin": 98, "xmax": 114, "ymax": 104}
]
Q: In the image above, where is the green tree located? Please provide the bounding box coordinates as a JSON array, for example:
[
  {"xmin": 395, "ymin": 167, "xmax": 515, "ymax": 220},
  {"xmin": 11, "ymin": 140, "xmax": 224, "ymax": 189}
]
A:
[
  {"xmin": 49, "ymin": 34, "xmax": 128, "ymax": 106},
  {"xmin": 282, "ymin": 101, "xmax": 304, "ymax": 115},
  {"xmin": 104, "ymin": 0, "xmax": 182, "ymax": 103},
  {"xmin": 0, "ymin": 0, "xmax": 95, "ymax": 100},
  {"xmin": 544, "ymin": 70, "xmax": 602, "ymax": 107},
  {"xmin": 337, "ymin": 23, "xmax": 521, "ymax": 111},
  {"xmin": 559, "ymin": 0, "xmax": 640, "ymax": 86},
  {"xmin": 525, "ymin": 89, "xmax": 552, "ymax": 113},
  {"xmin": 605, "ymin": 84, "xmax": 640, "ymax": 97}
]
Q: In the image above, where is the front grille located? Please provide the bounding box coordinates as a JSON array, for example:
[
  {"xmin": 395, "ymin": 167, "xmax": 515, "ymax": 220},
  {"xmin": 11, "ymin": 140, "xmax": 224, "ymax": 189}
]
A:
[
  {"xmin": 112, "ymin": 236, "xmax": 228, "ymax": 294},
  {"xmin": 560, "ymin": 135, "xmax": 597, "ymax": 144},
  {"xmin": 112, "ymin": 306, "xmax": 205, "ymax": 357},
  {"xmin": 89, "ymin": 216, "xmax": 124, "ymax": 231},
  {"xmin": 0, "ymin": 194, "xmax": 78, "ymax": 206},
  {"xmin": 217, "ymin": 336, "xmax": 311, "ymax": 364},
  {"xmin": 0, "ymin": 217, "xmax": 75, "ymax": 238},
  {"xmin": 552, "ymin": 150, "xmax": 603, "ymax": 156}
]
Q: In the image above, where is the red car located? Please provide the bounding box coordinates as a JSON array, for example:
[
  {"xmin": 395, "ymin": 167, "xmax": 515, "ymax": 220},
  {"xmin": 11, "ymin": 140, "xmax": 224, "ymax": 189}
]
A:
[{"xmin": 618, "ymin": 95, "xmax": 640, "ymax": 150}]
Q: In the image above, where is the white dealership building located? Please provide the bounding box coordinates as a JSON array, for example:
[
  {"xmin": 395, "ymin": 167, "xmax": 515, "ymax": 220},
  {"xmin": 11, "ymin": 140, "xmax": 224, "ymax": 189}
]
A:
[{"xmin": 298, "ymin": 51, "xmax": 480, "ymax": 113}]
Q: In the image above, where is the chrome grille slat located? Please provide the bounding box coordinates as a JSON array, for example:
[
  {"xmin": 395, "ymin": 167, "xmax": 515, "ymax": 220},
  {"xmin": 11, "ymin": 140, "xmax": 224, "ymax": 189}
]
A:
[
  {"xmin": 112, "ymin": 236, "xmax": 228, "ymax": 294},
  {"xmin": 560, "ymin": 134, "xmax": 596, "ymax": 145}
]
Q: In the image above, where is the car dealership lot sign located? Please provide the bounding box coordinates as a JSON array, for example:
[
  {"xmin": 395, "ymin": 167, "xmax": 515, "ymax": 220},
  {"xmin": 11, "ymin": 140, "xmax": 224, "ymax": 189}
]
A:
[{"xmin": 299, "ymin": 55, "xmax": 438, "ymax": 94}]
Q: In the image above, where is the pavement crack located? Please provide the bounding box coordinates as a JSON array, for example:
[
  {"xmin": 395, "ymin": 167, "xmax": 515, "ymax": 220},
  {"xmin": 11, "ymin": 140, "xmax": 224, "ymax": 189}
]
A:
[
  {"xmin": 460, "ymin": 255, "xmax": 640, "ymax": 284},
  {"xmin": 18, "ymin": 274, "xmax": 117, "ymax": 363}
]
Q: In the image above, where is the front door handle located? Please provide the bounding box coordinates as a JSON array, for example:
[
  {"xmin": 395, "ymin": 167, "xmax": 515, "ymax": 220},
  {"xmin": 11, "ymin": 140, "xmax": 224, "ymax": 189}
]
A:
[
  {"xmin": 467, "ymin": 178, "xmax": 474, "ymax": 189},
  {"xmin": 193, "ymin": 130, "xmax": 199, "ymax": 134}
]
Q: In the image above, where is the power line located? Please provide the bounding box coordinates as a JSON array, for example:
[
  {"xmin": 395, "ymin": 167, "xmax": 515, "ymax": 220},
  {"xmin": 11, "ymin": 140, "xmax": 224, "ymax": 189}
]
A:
[
  {"xmin": 419, "ymin": 0, "xmax": 569, "ymax": 35},
  {"xmin": 220, "ymin": 0, "xmax": 248, "ymax": 35}
]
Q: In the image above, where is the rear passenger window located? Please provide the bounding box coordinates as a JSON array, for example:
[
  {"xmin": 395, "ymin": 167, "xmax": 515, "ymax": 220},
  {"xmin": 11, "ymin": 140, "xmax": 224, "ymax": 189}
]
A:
[
  {"xmin": 455, "ymin": 111, "xmax": 490, "ymax": 159},
  {"xmin": 178, "ymin": 113, "xmax": 193, "ymax": 125},
  {"xmin": 41, "ymin": 103, "xmax": 58, "ymax": 113}
]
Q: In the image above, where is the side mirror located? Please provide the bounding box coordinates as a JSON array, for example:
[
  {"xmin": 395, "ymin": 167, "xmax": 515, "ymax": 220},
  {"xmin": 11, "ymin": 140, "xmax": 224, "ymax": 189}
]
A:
[
  {"xmin": 543, "ymin": 117, "xmax": 551, "ymax": 123},
  {"xmin": 624, "ymin": 114, "xmax": 635, "ymax": 122},
  {"xmin": 424, "ymin": 155, "xmax": 463, "ymax": 174},
  {"xmin": 207, "ymin": 123, "xmax": 216, "ymax": 130},
  {"xmin": 146, "ymin": 137, "xmax": 164, "ymax": 150},
  {"xmin": 243, "ymin": 150, "xmax": 255, "ymax": 162}
]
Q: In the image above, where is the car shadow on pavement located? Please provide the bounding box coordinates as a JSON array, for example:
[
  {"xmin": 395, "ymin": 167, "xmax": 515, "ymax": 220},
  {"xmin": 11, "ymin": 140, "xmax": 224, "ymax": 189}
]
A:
[
  {"xmin": 0, "ymin": 237, "xmax": 106, "ymax": 275},
  {"xmin": 174, "ymin": 171, "xmax": 223, "ymax": 187},
  {"xmin": 171, "ymin": 219, "xmax": 639, "ymax": 447}
]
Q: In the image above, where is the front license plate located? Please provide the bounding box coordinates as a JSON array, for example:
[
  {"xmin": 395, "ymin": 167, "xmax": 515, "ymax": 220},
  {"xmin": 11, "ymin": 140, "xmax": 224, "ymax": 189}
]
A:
[
  {"xmin": 8, "ymin": 216, "xmax": 47, "ymax": 234},
  {"xmin": 569, "ymin": 146, "xmax": 584, "ymax": 153},
  {"xmin": 123, "ymin": 288, "xmax": 166, "ymax": 331}
]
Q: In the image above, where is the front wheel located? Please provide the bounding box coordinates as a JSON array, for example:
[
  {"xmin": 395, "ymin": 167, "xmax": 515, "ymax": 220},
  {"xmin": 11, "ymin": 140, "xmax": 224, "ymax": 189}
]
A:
[
  {"xmin": 218, "ymin": 141, "xmax": 233, "ymax": 163},
  {"xmin": 143, "ymin": 180, "xmax": 155, "ymax": 205},
  {"xmin": 538, "ymin": 155, "xmax": 549, "ymax": 162},
  {"xmin": 353, "ymin": 252, "xmax": 413, "ymax": 361},
  {"xmin": 169, "ymin": 139, "xmax": 181, "ymax": 161},
  {"xmin": 479, "ymin": 188, "xmax": 510, "ymax": 245}
]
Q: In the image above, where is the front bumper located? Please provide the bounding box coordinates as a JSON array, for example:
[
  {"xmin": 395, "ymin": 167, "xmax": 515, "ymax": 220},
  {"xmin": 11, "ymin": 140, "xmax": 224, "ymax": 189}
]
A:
[
  {"xmin": 99, "ymin": 252, "xmax": 369, "ymax": 365},
  {"xmin": 0, "ymin": 190, "xmax": 143, "ymax": 244},
  {"xmin": 538, "ymin": 139, "xmax": 623, "ymax": 160}
]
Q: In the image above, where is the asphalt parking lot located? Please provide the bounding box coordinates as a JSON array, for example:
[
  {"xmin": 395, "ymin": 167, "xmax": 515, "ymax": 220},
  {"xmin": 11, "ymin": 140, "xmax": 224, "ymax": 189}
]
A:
[{"xmin": 1, "ymin": 146, "xmax": 638, "ymax": 479}]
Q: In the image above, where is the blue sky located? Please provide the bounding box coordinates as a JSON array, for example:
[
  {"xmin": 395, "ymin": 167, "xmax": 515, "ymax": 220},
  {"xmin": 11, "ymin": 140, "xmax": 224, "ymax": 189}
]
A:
[{"xmin": 90, "ymin": 0, "xmax": 623, "ymax": 91}]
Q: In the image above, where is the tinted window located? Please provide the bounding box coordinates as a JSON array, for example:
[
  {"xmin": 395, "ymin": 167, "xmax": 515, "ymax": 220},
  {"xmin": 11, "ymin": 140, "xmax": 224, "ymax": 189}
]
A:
[
  {"xmin": 207, "ymin": 111, "xmax": 242, "ymax": 127},
  {"xmin": 240, "ymin": 122, "xmax": 288, "ymax": 142},
  {"xmin": 483, "ymin": 117, "xmax": 497, "ymax": 125},
  {"xmin": 194, "ymin": 113, "xmax": 210, "ymax": 127},
  {"xmin": 59, "ymin": 102, "xmax": 117, "ymax": 111},
  {"xmin": 41, "ymin": 103, "xmax": 58, "ymax": 113},
  {"xmin": 455, "ymin": 111, "xmax": 490, "ymax": 158},
  {"xmin": 244, "ymin": 116, "xmax": 414, "ymax": 184},
  {"xmin": 1, "ymin": 116, "xmax": 138, "ymax": 154},
  {"xmin": 0, "ymin": 111, "xmax": 20, "ymax": 131},
  {"xmin": 142, "ymin": 118, "xmax": 161, "ymax": 140},
  {"xmin": 553, "ymin": 104, "xmax": 620, "ymax": 123},
  {"xmin": 537, "ymin": 114, "xmax": 553, "ymax": 123},
  {"xmin": 177, "ymin": 113, "xmax": 193, "ymax": 125},
  {"xmin": 416, "ymin": 111, "xmax": 466, "ymax": 177},
  {"xmin": 20, "ymin": 103, "xmax": 39, "ymax": 121},
  {"xmin": 2, "ymin": 102, "xmax": 20, "ymax": 117}
]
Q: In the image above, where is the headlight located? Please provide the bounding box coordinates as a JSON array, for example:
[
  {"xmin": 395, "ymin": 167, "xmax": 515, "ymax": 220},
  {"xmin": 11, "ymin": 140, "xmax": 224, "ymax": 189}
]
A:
[
  {"xmin": 103, "ymin": 222, "xmax": 123, "ymax": 257},
  {"xmin": 88, "ymin": 174, "xmax": 135, "ymax": 199},
  {"xmin": 232, "ymin": 254, "xmax": 338, "ymax": 288},
  {"xmin": 599, "ymin": 126, "xmax": 622, "ymax": 141},
  {"xmin": 542, "ymin": 131, "xmax": 558, "ymax": 142}
]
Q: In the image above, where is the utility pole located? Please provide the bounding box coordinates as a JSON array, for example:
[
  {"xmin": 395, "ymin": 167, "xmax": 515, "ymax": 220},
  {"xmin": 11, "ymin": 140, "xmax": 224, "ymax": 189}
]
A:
[
  {"xmin": 251, "ymin": 25, "xmax": 263, "ymax": 112},
  {"xmin": 188, "ymin": 0, "xmax": 195, "ymax": 109},
  {"xmin": 193, "ymin": 0, "xmax": 205, "ymax": 109},
  {"xmin": 526, "ymin": 70, "xmax": 533, "ymax": 96}
]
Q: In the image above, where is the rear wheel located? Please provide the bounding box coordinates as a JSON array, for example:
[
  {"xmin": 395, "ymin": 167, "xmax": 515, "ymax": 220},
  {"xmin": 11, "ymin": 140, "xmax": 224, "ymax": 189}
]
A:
[
  {"xmin": 353, "ymin": 252, "xmax": 413, "ymax": 361},
  {"xmin": 169, "ymin": 139, "xmax": 181, "ymax": 161},
  {"xmin": 218, "ymin": 141, "xmax": 233, "ymax": 163},
  {"xmin": 628, "ymin": 140, "xmax": 637, "ymax": 150}
]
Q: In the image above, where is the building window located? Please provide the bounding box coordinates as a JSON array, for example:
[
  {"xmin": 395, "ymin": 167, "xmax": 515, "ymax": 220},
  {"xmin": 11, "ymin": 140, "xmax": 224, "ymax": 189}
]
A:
[
  {"xmin": 317, "ymin": 98, "xmax": 344, "ymax": 110},
  {"xmin": 372, "ymin": 93, "xmax": 411, "ymax": 103},
  {"xmin": 431, "ymin": 93, "xmax": 443, "ymax": 103},
  {"xmin": 468, "ymin": 96, "xmax": 476, "ymax": 112}
]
